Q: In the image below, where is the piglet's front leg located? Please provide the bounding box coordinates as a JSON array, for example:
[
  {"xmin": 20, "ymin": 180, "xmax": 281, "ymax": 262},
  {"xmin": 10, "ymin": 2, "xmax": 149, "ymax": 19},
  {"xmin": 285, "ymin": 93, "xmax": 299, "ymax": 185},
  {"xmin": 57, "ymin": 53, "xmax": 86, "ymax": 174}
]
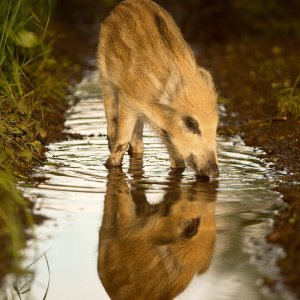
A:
[{"xmin": 105, "ymin": 106, "xmax": 137, "ymax": 167}]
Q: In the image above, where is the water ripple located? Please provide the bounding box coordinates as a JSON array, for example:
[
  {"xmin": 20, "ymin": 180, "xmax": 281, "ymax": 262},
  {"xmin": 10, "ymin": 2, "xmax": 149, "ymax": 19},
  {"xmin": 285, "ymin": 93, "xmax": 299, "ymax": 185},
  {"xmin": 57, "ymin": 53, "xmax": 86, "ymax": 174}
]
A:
[{"xmin": 8, "ymin": 71, "xmax": 293, "ymax": 300}]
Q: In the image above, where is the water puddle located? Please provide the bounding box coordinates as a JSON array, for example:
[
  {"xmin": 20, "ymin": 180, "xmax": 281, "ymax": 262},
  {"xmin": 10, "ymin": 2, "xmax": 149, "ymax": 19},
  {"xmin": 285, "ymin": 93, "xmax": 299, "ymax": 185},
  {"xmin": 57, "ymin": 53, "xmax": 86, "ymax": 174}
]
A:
[{"xmin": 2, "ymin": 72, "xmax": 295, "ymax": 299}]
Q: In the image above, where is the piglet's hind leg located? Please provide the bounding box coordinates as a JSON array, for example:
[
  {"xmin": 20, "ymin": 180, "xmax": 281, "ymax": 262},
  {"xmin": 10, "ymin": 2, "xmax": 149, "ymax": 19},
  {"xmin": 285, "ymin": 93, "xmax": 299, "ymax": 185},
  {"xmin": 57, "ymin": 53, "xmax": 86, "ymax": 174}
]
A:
[{"xmin": 128, "ymin": 118, "xmax": 144, "ymax": 155}]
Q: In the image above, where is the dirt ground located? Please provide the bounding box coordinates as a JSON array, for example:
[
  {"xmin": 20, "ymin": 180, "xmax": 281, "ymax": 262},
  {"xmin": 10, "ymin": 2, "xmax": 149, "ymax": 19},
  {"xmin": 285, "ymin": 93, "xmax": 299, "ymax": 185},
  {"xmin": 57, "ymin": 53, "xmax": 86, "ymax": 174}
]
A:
[
  {"xmin": 201, "ymin": 41, "xmax": 300, "ymax": 295},
  {"xmin": 51, "ymin": 0, "xmax": 300, "ymax": 297}
]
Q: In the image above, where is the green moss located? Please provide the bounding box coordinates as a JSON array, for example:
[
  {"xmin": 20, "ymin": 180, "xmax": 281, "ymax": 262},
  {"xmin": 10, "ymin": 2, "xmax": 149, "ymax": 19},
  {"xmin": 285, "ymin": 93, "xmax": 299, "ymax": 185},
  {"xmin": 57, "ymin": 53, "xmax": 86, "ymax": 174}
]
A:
[
  {"xmin": 277, "ymin": 77, "xmax": 300, "ymax": 119},
  {"xmin": 218, "ymin": 96, "xmax": 232, "ymax": 105}
]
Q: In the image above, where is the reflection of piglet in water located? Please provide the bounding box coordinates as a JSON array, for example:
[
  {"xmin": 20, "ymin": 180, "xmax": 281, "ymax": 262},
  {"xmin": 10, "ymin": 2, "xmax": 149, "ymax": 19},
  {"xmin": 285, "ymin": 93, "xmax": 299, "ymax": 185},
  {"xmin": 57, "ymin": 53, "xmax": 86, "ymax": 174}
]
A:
[
  {"xmin": 98, "ymin": 167, "xmax": 217, "ymax": 300},
  {"xmin": 97, "ymin": 0, "xmax": 219, "ymax": 177}
]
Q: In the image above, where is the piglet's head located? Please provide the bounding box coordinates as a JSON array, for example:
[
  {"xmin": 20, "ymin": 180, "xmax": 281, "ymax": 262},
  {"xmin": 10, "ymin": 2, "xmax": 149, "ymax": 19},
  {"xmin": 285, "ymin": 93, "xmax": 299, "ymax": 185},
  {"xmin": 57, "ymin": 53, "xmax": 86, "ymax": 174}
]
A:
[{"xmin": 161, "ymin": 68, "xmax": 219, "ymax": 178}]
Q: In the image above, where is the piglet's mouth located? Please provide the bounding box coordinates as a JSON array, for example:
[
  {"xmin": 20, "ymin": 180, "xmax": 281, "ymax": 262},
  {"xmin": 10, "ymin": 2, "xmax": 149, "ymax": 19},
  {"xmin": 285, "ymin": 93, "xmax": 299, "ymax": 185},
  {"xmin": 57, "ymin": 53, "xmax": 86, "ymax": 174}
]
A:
[
  {"xmin": 204, "ymin": 164, "xmax": 219, "ymax": 178},
  {"xmin": 185, "ymin": 154, "xmax": 197, "ymax": 170},
  {"xmin": 185, "ymin": 154, "xmax": 207, "ymax": 178},
  {"xmin": 197, "ymin": 165, "xmax": 219, "ymax": 179},
  {"xmin": 186, "ymin": 154, "xmax": 219, "ymax": 179}
]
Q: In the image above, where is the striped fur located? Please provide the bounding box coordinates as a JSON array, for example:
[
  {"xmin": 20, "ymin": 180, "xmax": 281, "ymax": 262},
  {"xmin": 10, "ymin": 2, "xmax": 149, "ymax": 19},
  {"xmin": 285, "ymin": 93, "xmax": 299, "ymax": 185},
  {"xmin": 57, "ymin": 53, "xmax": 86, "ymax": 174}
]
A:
[{"xmin": 98, "ymin": 0, "xmax": 219, "ymax": 177}]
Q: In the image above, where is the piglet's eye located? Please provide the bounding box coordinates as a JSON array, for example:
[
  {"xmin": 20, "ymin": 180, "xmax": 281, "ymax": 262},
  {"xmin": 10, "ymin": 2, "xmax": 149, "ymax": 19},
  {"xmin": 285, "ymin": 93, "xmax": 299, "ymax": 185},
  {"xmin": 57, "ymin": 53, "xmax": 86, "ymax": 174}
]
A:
[
  {"xmin": 188, "ymin": 121, "xmax": 196, "ymax": 129},
  {"xmin": 184, "ymin": 116, "xmax": 201, "ymax": 135},
  {"xmin": 184, "ymin": 217, "xmax": 201, "ymax": 238}
]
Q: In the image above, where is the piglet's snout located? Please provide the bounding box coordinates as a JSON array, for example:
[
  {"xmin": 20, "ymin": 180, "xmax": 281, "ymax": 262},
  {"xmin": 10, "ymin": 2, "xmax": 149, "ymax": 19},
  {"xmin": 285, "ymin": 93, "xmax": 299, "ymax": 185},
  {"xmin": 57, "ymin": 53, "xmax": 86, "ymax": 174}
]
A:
[
  {"xmin": 204, "ymin": 152, "xmax": 219, "ymax": 178},
  {"xmin": 187, "ymin": 153, "xmax": 219, "ymax": 178}
]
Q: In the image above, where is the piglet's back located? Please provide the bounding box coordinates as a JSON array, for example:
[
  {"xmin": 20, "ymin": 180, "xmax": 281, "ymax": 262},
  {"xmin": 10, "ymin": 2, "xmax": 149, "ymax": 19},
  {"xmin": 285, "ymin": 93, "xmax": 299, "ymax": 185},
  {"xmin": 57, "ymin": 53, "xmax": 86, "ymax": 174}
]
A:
[{"xmin": 98, "ymin": 0, "xmax": 196, "ymax": 98}]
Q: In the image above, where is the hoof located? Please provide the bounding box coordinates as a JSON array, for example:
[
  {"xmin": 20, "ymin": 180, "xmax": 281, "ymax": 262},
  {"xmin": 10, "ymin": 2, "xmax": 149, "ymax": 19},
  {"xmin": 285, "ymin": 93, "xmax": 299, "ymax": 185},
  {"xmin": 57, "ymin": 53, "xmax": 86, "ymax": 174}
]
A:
[
  {"xmin": 169, "ymin": 166, "xmax": 185, "ymax": 175},
  {"xmin": 104, "ymin": 159, "xmax": 122, "ymax": 168}
]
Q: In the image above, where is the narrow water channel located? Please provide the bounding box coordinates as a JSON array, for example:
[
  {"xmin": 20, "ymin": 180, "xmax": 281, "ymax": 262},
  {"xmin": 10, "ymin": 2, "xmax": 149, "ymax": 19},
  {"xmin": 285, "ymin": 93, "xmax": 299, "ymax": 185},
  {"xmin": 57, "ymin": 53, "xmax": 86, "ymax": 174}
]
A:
[{"xmin": 2, "ymin": 71, "xmax": 295, "ymax": 300}]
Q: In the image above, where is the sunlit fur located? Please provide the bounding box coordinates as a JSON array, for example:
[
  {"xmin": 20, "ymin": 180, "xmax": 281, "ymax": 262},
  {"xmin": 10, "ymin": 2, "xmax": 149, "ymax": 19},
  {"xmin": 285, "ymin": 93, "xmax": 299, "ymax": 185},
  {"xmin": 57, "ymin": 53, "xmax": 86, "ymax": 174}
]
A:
[
  {"xmin": 98, "ymin": 167, "xmax": 216, "ymax": 300},
  {"xmin": 97, "ymin": 0, "xmax": 219, "ymax": 177}
]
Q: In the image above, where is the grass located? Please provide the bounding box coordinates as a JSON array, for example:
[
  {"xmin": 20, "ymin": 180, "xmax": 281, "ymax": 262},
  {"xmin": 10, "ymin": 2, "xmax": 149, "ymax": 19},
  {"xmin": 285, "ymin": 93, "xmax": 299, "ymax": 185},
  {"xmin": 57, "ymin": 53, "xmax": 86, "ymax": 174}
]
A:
[
  {"xmin": 277, "ymin": 76, "xmax": 300, "ymax": 120},
  {"xmin": 0, "ymin": 251, "xmax": 51, "ymax": 299},
  {"xmin": 0, "ymin": 0, "xmax": 69, "ymax": 283},
  {"xmin": 0, "ymin": 0, "xmax": 67, "ymax": 169}
]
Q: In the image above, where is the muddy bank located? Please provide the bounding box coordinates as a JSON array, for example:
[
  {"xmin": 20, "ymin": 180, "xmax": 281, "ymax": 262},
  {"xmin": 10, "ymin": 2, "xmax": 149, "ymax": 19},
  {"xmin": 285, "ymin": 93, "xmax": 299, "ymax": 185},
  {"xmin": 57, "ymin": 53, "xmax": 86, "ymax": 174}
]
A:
[
  {"xmin": 195, "ymin": 31, "xmax": 300, "ymax": 298},
  {"xmin": 149, "ymin": 1, "xmax": 300, "ymax": 294}
]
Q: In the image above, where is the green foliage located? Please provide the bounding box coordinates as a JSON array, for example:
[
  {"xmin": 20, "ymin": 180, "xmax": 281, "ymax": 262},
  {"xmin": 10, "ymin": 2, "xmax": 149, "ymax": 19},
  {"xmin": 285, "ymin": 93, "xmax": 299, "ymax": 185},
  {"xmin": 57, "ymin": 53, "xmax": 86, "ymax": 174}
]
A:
[
  {"xmin": 0, "ymin": 0, "xmax": 66, "ymax": 169},
  {"xmin": 277, "ymin": 77, "xmax": 300, "ymax": 119}
]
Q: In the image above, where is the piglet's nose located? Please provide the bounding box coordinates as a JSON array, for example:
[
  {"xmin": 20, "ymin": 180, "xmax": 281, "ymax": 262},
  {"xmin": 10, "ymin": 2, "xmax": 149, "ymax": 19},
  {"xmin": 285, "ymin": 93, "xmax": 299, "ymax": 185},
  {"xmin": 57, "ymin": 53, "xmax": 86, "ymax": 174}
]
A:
[{"xmin": 207, "ymin": 164, "xmax": 219, "ymax": 178}]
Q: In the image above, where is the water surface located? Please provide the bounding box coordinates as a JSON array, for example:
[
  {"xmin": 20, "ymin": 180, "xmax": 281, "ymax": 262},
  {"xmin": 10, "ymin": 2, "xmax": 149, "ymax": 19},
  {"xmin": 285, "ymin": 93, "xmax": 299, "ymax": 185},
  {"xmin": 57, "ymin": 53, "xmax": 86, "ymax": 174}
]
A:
[{"xmin": 2, "ymin": 72, "xmax": 293, "ymax": 300}]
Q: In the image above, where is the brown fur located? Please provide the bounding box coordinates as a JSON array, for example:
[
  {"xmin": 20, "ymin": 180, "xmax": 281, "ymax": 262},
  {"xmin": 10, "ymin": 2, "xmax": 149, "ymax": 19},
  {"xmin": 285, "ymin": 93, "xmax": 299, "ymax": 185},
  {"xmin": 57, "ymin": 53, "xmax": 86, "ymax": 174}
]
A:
[
  {"xmin": 98, "ymin": 0, "xmax": 219, "ymax": 177},
  {"xmin": 97, "ymin": 161, "xmax": 217, "ymax": 300}
]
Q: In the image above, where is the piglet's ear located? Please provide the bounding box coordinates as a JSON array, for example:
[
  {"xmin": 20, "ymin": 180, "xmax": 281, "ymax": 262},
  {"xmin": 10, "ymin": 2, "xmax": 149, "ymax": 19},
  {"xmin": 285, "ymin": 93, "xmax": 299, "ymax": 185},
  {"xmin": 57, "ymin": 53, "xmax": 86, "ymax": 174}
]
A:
[
  {"xmin": 198, "ymin": 67, "xmax": 214, "ymax": 88},
  {"xmin": 184, "ymin": 217, "xmax": 201, "ymax": 238}
]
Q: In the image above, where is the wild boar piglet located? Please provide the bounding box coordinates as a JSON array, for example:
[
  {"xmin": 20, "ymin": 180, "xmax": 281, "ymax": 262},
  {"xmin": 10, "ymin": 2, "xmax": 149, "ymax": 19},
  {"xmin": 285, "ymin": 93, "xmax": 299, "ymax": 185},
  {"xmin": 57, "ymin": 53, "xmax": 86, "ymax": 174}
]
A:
[{"xmin": 98, "ymin": 0, "xmax": 219, "ymax": 178}]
